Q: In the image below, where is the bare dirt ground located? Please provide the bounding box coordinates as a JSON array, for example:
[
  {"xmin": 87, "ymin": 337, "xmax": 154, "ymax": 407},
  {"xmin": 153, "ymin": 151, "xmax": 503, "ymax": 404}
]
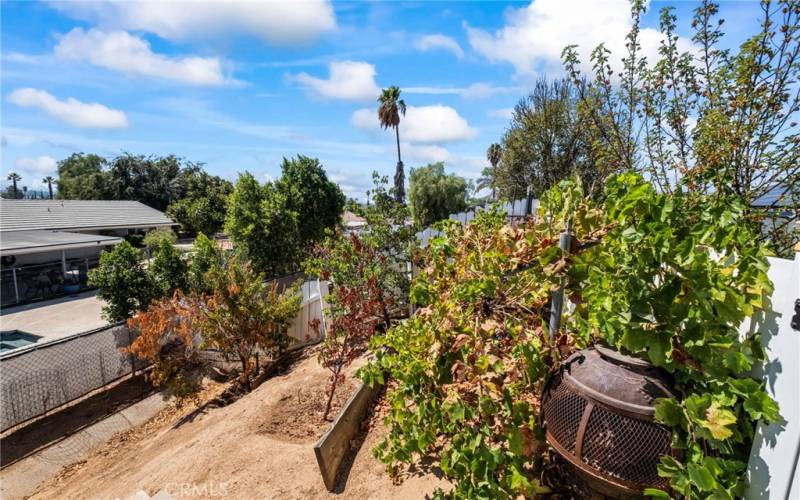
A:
[{"xmin": 28, "ymin": 349, "xmax": 447, "ymax": 499}]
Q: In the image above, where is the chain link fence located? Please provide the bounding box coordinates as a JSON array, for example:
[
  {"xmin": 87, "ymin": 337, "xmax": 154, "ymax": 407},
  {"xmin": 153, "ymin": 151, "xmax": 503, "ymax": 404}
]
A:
[
  {"xmin": 0, "ymin": 323, "xmax": 144, "ymax": 432},
  {"xmin": 0, "ymin": 278, "xmax": 326, "ymax": 433}
]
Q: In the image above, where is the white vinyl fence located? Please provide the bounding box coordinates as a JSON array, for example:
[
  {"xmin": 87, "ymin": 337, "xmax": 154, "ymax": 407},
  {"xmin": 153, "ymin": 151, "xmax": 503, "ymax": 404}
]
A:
[
  {"xmin": 417, "ymin": 197, "xmax": 536, "ymax": 247},
  {"xmin": 745, "ymin": 252, "xmax": 800, "ymax": 499},
  {"xmin": 287, "ymin": 279, "xmax": 328, "ymax": 350}
]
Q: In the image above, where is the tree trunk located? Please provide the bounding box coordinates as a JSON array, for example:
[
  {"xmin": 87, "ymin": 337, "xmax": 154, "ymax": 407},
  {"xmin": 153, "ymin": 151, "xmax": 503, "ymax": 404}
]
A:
[
  {"xmin": 395, "ymin": 126, "xmax": 402, "ymax": 165},
  {"xmin": 394, "ymin": 126, "xmax": 405, "ymax": 204},
  {"xmin": 322, "ymin": 367, "xmax": 342, "ymax": 421},
  {"xmin": 48, "ymin": 183, "xmax": 53, "ymax": 200}
]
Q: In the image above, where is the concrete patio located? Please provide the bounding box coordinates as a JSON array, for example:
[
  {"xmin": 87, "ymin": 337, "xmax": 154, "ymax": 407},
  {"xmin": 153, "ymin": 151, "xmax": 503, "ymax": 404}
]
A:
[{"xmin": 0, "ymin": 290, "xmax": 108, "ymax": 344}]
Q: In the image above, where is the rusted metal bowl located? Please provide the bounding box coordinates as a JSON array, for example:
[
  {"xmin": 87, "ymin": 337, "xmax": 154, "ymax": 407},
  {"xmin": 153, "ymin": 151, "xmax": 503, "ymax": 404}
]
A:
[{"xmin": 542, "ymin": 345, "xmax": 676, "ymax": 498}]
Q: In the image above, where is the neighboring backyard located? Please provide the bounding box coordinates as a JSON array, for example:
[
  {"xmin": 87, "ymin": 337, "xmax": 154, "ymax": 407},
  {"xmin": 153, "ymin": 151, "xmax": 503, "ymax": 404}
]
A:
[{"xmin": 0, "ymin": 291, "xmax": 107, "ymax": 343}]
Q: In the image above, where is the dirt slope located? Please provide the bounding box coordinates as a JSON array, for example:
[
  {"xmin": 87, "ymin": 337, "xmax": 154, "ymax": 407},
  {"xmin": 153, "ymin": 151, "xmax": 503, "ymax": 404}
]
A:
[{"xmin": 29, "ymin": 350, "xmax": 446, "ymax": 499}]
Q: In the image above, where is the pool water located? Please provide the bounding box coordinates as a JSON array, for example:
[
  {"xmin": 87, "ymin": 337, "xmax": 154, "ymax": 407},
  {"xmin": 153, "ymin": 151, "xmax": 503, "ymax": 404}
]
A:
[{"xmin": 0, "ymin": 330, "xmax": 40, "ymax": 352}]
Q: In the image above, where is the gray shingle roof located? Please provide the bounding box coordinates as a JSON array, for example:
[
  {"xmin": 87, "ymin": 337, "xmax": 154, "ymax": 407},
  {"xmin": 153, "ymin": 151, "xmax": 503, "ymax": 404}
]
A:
[
  {"xmin": 0, "ymin": 200, "xmax": 174, "ymax": 232},
  {"xmin": 0, "ymin": 230, "xmax": 122, "ymax": 255}
]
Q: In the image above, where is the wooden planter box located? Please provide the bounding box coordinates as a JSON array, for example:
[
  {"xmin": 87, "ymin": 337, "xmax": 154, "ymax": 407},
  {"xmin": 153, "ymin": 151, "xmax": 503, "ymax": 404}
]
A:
[{"xmin": 313, "ymin": 381, "xmax": 380, "ymax": 491}]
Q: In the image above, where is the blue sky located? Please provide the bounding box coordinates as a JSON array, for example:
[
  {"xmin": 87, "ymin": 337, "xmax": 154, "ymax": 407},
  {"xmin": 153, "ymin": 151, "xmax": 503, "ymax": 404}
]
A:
[{"xmin": 1, "ymin": 0, "xmax": 764, "ymax": 200}]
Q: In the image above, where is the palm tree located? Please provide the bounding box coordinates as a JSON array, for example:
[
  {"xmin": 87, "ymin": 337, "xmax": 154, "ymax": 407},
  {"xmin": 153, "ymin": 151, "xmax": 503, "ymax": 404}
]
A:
[
  {"xmin": 378, "ymin": 86, "xmax": 407, "ymax": 203},
  {"xmin": 5, "ymin": 172, "xmax": 24, "ymax": 198},
  {"xmin": 480, "ymin": 143, "xmax": 503, "ymax": 201},
  {"xmin": 487, "ymin": 143, "xmax": 502, "ymax": 169},
  {"xmin": 476, "ymin": 167, "xmax": 495, "ymax": 201},
  {"xmin": 42, "ymin": 176, "xmax": 55, "ymax": 199},
  {"xmin": 7, "ymin": 172, "xmax": 21, "ymax": 192}
]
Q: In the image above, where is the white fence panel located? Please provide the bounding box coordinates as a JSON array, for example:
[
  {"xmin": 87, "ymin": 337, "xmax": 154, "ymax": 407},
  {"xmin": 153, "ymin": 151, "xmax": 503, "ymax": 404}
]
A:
[
  {"xmin": 745, "ymin": 253, "xmax": 800, "ymax": 499},
  {"xmin": 416, "ymin": 198, "xmax": 539, "ymax": 248},
  {"xmin": 286, "ymin": 279, "xmax": 328, "ymax": 350}
]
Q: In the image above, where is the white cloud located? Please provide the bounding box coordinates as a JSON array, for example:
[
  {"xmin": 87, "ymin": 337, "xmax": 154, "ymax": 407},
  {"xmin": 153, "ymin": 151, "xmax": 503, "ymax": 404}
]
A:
[
  {"xmin": 55, "ymin": 28, "xmax": 229, "ymax": 86},
  {"xmin": 489, "ymin": 107, "xmax": 514, "ymax": 119},
  {"xmin": 466, "ymin": 0, "xmax": 694, "ymax": 76},
  {"xmin": 15, "ymin": 155, "xmax": 58, "ymax": 175},
  {"xmin": 351, "ymin": 108, "xmax": 378, "ymax": 130},
  {"xmin": 49, "ymin": 0, "xmax": 336, "ymax": 46},
  {"xmin": 7, "ymin": 88, "xmax": 129, "ymax": 128},
  {"xmin": 404, "ymin": 82, "xmax": 519, "ymax": 100},
  {"xmin": 415, "ymin": 34, "xmax": 464, "ymax": 59},
  {"xmin": 351, "ymin": 104, "xmax": 477, "ymax": 144},
  {"xmin": 290, "ymin": 61, "xmax": 379, "ymax": 101},
  {"xmin": 404, "ymin": 143, "xmax": 452, "ymax": 163}
]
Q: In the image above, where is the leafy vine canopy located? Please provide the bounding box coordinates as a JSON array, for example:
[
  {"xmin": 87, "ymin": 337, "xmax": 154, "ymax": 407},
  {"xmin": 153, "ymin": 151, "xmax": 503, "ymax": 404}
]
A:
[{"xmin": 361, "ymin": 172, "xmax": 780, "ymax": 499}]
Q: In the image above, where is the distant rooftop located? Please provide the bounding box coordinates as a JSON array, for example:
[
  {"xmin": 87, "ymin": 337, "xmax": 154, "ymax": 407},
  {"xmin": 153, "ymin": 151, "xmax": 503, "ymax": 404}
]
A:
[
  {"xmin": 752, "ymin": 185, "xmax": 798, "ymax": 208},
  {"xmin": 0, "ymin": 230, "xmax": 122, "ymax": 256},
  {"xmin": 0, "ymin": 200, "xmax": 174, "ymax": 232}
]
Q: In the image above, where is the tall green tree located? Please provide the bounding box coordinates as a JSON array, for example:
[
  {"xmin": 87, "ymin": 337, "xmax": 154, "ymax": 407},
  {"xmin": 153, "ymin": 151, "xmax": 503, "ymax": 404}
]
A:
[
  {"xmin": 167, "ymin": 167, "xmax": 233, "ymax": 236},
  {"xmin": 106, "ymin": 153, "xmax": 183, "ymax": 211},
  {"xmin": 562, "ymin": 0, "xmax": 799, "ymax": 254},
  {"xmin": 378, "ymin": 86, "xmax": 407, "ymax": 203},
  {"xmin": 187, "ymin": 233, "xmax": 223, "ymax": 294},
  {"xmin": 89, "ymin": 241, "xmax": 155, "ymax": 322},
  {"xmin": 56, "ymin": 153, "xmax": 110, "ymax": 199},
  {"xmin": 494, "ymin": 78, "xmax": 595, "ymax": 200},
  {"xmin": 225, "ymin": 172, "xmax": 301, "ymax": 277},
  {"xmin": 274, "ymin": 155, "xmax": 345, "ymax": 248},
  {"xmin": 408, "ymin": 162, "xmax": 470, "ymax": 227},
  {"xmin": 57, "ymin": 152, "xmax": 234, "ymax": 236}
]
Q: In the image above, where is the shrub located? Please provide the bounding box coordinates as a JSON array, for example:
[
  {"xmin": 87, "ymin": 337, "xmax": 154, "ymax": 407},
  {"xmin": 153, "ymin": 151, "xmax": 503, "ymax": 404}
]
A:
[
  {"xmin": 126, "ymin": 290, "xmax": 203, "ymax": 399},
  {"xmin": 149, "ymin": 239, "xmax": 188, "ymax": 297},
  {"xmin": 361, "ymin": 174, "xmax": 779, "ymax": 499},
  {"xmin": 143, "ymin": 228, "xmax": 177, "ymax": 248},
  {"xmin": 89, "ymin": 241, "xmax": 155, "ymax": 322}
]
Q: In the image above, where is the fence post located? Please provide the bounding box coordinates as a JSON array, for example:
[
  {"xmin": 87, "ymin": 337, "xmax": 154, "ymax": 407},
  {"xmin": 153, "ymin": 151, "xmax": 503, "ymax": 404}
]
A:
[
  {"xmin": 127, "ymin": 327, "xmax": 137, "ymax": 378},
  {"xmin": 407, "ymin": 261, "xmax": 414, "ymax": 317},
  {"xmin": 525, "ymin": 186, "xmax": 534, "ymax": 216},
  {"xmin": 12, "ymin": 267, "xmax": 19, "ymax": 304},
  {"xmin": 548, "ymin": 218, "xmax": 573, "ymax": 340}
]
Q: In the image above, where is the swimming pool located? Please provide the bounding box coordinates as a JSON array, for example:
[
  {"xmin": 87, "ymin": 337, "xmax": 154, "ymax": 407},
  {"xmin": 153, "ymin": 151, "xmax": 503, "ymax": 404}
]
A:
[{"xmin": 0, "ymin": 330, "xmax": 41, "ymax": 352}]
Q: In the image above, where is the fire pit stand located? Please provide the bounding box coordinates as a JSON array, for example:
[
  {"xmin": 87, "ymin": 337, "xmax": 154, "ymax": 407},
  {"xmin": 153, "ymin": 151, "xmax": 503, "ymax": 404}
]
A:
[{"xmin": 542, "ymin": 345, "xmax": 677, "ymax": 498}]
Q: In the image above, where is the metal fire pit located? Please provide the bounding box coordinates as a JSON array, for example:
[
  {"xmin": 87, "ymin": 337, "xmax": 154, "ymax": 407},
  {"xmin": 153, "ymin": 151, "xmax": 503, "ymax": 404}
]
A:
[{"xmin": 542, "ymin": 346, "xmax": 676, "ymax": 498}]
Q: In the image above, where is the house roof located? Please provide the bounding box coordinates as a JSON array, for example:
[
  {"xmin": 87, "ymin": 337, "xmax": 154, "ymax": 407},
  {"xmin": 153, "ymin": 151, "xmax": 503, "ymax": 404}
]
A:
[
  {"xmin": 752, "ymin": 185, "xmax": 798, "ymax": 208},
  {"xmin": 0, "ymin": 200, "xmax": 174, "ymax": 232},
  {"xmin": 0, "ymin": 230, "xmax": 122, "ymax": 256}
]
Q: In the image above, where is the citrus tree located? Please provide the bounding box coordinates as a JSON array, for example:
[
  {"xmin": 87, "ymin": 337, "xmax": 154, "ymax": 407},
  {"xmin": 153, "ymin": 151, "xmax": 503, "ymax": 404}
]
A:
[{"xmin": 198, "ymin": 256, "xmax": 301, "ymax": 390}]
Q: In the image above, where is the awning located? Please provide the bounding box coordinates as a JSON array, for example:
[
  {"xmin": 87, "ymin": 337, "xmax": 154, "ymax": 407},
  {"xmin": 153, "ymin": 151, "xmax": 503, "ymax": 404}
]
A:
[{"xmin": 0, "ymin": 230, "xmax": 123, "ymax": 256}]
